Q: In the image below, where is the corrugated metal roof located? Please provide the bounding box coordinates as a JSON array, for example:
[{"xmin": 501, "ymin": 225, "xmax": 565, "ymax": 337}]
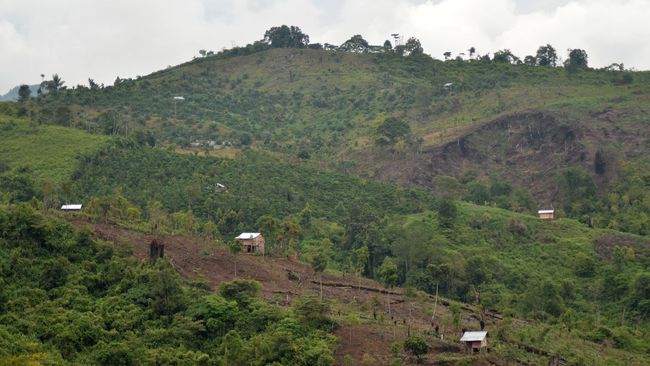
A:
[
  {"xmin": 460, "ymin": 331, "xmax": 487, "ymax": 342},
  {"xmin": 61, "ymin": 204, "xmax": 82, "ymax": 210},
  {"xmin": 538, "ymin": 209, "xmax": 555, "ymax": 214},
  {"xmin": 235, "ymin": 232, "xmax": 261, "ymax": 240}
]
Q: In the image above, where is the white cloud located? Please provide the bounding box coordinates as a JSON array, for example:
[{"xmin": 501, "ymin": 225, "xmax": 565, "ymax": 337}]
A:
[{"xmin": 0, "ymin": 0, "xmax": 648, "ymax": 92}]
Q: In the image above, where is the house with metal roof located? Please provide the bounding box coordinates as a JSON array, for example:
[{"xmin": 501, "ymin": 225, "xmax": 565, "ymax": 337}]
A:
[
  {"xmin": 460, "ymin": 331, "xmax": 488, "ymax": 353},
  {"xmin": 235, "ymin": 232, "xmax": 265, "ymax": 255},
  {"xmin": 538, "ymin": 209, "xmax": 555, "ymax": 220},
  {"xmin": 61, "ymin": 204, "xmax": 82, "ymax": 211}
]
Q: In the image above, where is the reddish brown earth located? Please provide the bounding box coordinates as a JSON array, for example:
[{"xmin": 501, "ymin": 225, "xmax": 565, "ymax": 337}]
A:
[
  {"xmin": 347, "ymin": 110, "xmax": 650, "ymax": 207},
  {"xmin": 69, "ymin": 218, "xmax": 504, "ymax": 365}
]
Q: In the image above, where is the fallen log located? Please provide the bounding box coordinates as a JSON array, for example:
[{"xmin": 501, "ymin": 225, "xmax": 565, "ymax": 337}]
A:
[{"xmin": 309, "ymin": 280, "xmax": 401, "ymax": 295}]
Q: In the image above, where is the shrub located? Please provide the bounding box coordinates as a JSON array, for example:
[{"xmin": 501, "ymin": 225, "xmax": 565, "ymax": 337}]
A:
[{"xmin": 403, "ymin": 336, "xmax": 429, "ymax": 362}]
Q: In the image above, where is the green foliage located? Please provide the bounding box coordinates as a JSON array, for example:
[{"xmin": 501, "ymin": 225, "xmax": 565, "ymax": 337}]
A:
[
  {"xmin": 0, "ymin": 115, "xmax": 106, "ymax": 183},
  {"xmin": 263, "ymin": 25, "xmax": 309, "ymax": 48},
  {"xmin": 565, "ymin": 48, "xmax": 589, "ymax": 70},
  {"xmin": 228, "ymin": 239, "xmax": 243, "ymax": 255},
  {"xmin": 72, "ymin": 144, "xmax": 435, "ymax": 236},
  {"xmin": 0, "ymin": 205, "xmax": 337, "ymax": 364},
  {"xmin": 42, "ymin": 74, "xmax": 65, "ymax": 94},
  {"xmin": 375, "ymin": 116, "xmax": 411, "ymax": 146},
  {"xmin": 449, "ymin": 303, "xmax": 462, "ymax": 330},
  {"xmin": 3, "ymin": 36, "xmax": 650, "ymax": 364},
  {"xmin": 17, "ymin": 85, "xmax": 31, "ymax": 102},
  {"xmin": 352, "ymin": 246, "xmax": 369, "ymax": 276},
  {"xmin": 379, "ymin": 257, "xmax": 398, "ymax": 289},
  {"xmin": 437, "ymin": 199, "xmax": 457, "ymax": 228},
  {"xmin": 292, "ymin": 295, "xmax": 336, "ymax": 331},
  {"xmin": 150, "ymin": 260, "xmax": 186, "ymax": 317},
  {"xmin": 403, "ymin": 336, "xmax": 429, "ymax": 362},
  {"xmin": 404, "ymin": 37, "xmax": 423, "ymax": 56},
  {"xmin": 535, "ymin": 44, "xmax": 558, "ymax": 66},
  {"xmin": 573, "ymin": 253, "xmax": 597, "ymax": 277},
  {"xmin": 218, "ymin": 279, "xmax": 261, "ymax": 306},
  {"xmin": 493, "ymin": 49, "xmax": 519, "ymax": 64},
  {"xmin": 339, "ymin": 35, "xmax": 369, "ymax": 53},
  {"xmin": 558, "ymin": 167, "xmax": 596, "ymax": 215},
  {"xmin": 311, "ymin": 251, "xmax": 328, "ymax": 273}
]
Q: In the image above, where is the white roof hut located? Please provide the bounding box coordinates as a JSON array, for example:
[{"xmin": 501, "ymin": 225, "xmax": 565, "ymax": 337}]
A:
[{"xmin": 60, "ymin": 204, "xmax": 82, "ymax": 211}]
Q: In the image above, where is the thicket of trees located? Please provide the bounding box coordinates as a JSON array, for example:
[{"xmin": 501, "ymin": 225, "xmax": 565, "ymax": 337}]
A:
[
  {"xmin": 263, "ymin": 25, "xmax": 310, "ymax": 48},
  {"xmin": 70, "ymin": 142, "xmax": 435, "ymax": 235},
  {"xmin": 0, "ymin": 204, "xmax": 337, "ymax": 364},
  {"xmin": 24, "ymin": 144, "xmax": 639, "ymax": 337}
]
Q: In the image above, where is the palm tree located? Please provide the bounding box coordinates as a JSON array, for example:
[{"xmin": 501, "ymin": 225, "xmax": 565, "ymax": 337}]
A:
[{"xmin": 44, "ymin": 74, "xmax": 65, "ymax": 93}]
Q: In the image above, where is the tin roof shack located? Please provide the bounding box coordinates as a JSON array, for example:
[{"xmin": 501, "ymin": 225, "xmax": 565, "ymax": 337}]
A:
[
  {"xmin": 460, "ymin": 331, "xmax": 488, "ymax": 353},
  {"xmin": 538, "ymin": 209, "xmax": 555, "ymax": 220},
  {"xmin": 61, "ymin": 204, "xmax": 83, "ymax": 211},
  {"xmin": 235, "ymin": 232, "xmax": 265, "ymax": 255}
]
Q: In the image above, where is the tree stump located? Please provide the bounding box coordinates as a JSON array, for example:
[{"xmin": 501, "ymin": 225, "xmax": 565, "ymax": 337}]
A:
[{"xmin": 149, "ymin": 238, "xmax": 164, "ymax": 263}]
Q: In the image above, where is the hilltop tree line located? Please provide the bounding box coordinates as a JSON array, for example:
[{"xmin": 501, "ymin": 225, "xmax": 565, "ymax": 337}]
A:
[
  {"xmin": 20, "ymin": 25, "xmax": 627, "ymax": 111},
  {"xmin": 193, "ymin": 25, "xmax": 622, "ymax": 73}
]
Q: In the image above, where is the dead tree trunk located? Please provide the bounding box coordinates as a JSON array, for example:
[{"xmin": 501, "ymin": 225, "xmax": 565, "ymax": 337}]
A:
[{"xmin": 149, "ymin": 238, "xmax": 164, "ymax": 263}]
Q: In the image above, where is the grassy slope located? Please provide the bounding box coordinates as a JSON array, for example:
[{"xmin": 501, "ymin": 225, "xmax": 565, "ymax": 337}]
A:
[{"xmin": 0, "ymin": 113, "xmax": 107, "ymax": 182}]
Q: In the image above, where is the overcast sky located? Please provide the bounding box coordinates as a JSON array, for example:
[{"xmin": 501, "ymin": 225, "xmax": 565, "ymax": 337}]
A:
[{"xmin": 1, "ymin": 0, "xmax": 649, "ymax": 93}]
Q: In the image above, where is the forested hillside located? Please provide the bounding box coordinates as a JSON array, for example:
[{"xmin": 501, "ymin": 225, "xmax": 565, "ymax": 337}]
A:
[
  {"xmin": 1, "ymin": 25, "xmax": 650, "ymax": 365},
  {"xmin": 69, "ymin": 143, "xmax": 650, "ymax": 334},
  {"xmin": 0, "ymin": 204, "xmax": 337, "ymax": 365},
  {"xmin": 20, "ymin": 27, "xmax": 650, "ymax": 237}
]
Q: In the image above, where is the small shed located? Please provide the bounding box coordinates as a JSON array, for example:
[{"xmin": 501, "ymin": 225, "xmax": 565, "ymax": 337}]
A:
[
  {"xmin": 235, "ymin": 232, "xmax": 265, "ymax": 255},
  {"xmin": 460, "ymin": 331, "xmax": 488, "ymax": 353},
  {"xmin": 538, "ymin": 209, "xmax": 555, "ymax": 220},
  {"xmin": 61, "ymin": 204, "xmax": 82, "ymax": 211}
]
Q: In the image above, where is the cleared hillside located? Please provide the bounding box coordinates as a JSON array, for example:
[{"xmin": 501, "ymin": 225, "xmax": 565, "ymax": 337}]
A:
[{"xmin": 68, "ymin": 215, "xmax": 650, "ymax": 365}]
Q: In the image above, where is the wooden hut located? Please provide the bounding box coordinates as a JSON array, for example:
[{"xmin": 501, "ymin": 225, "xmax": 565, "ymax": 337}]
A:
[
  {"xmin": 235, "ymin": 232, "xmax": 265, "ymax": 255},
  {"xmin": 460, "ymin": 331, "xmax": 488, "ymax": 353},
  {"xmin": 538, "ymin": 209, "xmax": 555, "ymax": 220}
]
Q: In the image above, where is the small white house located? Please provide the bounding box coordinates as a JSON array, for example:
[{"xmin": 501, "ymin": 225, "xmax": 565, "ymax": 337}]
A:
[
  {"xmin": 460, "ymin": 331, "xmax": 488, "ymax": 353},
  {"xmin": 538, "ymin": 209, "xmax": 555, "ymax": 220},
  {"xmin": 61, "ymin": 204, "xmax": 82, "ymax": 211},
  {"xmin": 235, "ymin": 232, "xmax": 265, "ymax": 255}
]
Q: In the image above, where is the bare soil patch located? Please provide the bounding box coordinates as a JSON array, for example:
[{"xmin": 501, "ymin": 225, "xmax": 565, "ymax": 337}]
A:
[{"xmin": 69, "ymin": 218, "xmax": 506, "ymax": 365}]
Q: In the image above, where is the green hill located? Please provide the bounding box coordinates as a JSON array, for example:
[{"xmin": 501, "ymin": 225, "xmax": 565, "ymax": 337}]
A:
[
  {"xmin": 1, "ymin": 30, "xmax": 650, "ymax": 364},
  {"xmin": 25, "ymin": 42, "xmax": 650, "ymax": 236},
  {"xmin": 65, "ymin": 141, "xmax": 650, "ymax": 342},
  {"xmin": 0, "ymin": 204, "xmax": 337, "ymax": 365},
  {"xmin": 0, "ymin": 113, "xmax": 107, "ymax": 182}
]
